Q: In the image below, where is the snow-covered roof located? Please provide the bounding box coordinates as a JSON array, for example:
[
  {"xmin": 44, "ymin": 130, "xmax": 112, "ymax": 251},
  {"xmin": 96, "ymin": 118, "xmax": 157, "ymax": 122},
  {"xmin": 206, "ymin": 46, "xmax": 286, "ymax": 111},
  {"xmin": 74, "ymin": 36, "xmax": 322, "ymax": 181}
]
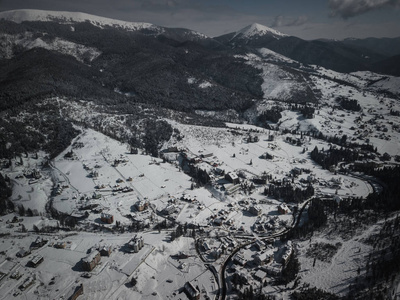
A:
[{"xmin": 82, "ymin": 250, "xmax": 100, "ymax": 263}]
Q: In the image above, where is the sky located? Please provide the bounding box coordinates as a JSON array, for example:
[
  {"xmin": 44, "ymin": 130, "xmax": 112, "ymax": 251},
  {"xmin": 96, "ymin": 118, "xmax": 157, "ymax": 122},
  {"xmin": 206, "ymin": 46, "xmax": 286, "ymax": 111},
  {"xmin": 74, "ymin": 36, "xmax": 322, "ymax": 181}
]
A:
[{"xmin": 0, "ymin": 0, "xmax": 399, "ymax": 40}]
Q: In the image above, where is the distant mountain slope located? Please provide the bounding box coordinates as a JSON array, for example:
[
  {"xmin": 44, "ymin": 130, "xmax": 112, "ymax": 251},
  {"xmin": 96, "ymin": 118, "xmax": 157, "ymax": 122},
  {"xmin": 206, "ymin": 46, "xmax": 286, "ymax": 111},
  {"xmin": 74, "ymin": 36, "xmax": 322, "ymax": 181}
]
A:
[
  {"xmin": 342, "ymin": 37, "xmax": 400, "ymax": 57},
  {"xmin": 0, "ymin": 11, "xmax": 262, "ymax": 113},
  {"xmin": 216, "ymin": 24, "xmax": 392, "ymax": 74},
  {"xmin": 372, "ymin": 55, "xmax": 400, "ymax": 76}
]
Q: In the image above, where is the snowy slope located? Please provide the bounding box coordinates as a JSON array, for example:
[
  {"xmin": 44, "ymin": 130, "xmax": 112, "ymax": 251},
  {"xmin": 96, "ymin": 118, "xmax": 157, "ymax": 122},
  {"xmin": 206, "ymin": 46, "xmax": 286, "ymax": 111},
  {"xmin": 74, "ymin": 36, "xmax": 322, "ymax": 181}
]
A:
[
  {"xmin": 233, "ymin": 23, "xmax": 288, "ymax": 40},
  {"xmin": 0, "ymin": 9, "xmax": 159, "ymax": 32},
  {"xmin": 258, "ymin": 47, "xmax": 297, "ymax": 64},
  {"xmin": 0, "ymin": 32, "xmax": 101, "ymax": 62},
  {"xmin": 0, "ymin": 9, "xmax": 210, "ymax": 39}
]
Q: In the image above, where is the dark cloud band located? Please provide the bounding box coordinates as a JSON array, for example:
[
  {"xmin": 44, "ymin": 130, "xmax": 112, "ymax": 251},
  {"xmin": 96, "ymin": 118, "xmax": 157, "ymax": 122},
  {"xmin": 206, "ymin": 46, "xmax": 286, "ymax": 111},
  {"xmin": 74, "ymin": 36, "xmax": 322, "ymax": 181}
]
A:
[{"xmin": 329, "ymin": 0, "xmax": 400, "ymax": 18}]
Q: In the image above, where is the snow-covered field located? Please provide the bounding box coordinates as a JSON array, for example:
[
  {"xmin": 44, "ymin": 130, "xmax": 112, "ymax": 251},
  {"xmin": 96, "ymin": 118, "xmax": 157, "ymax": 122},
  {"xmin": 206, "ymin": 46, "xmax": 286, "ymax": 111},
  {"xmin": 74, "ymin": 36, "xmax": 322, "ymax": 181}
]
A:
[{"xmin": 0, "ymin": 116, "xmax": 384, "ymax": 299}]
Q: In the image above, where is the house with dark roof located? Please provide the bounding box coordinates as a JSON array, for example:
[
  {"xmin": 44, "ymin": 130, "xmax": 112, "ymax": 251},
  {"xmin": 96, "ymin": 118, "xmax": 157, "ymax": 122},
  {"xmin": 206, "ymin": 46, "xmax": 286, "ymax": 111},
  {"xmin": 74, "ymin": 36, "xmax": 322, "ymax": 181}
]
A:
[{"xmin": 82, "ymin": 250, "xmax": 101, "ymax": 271}]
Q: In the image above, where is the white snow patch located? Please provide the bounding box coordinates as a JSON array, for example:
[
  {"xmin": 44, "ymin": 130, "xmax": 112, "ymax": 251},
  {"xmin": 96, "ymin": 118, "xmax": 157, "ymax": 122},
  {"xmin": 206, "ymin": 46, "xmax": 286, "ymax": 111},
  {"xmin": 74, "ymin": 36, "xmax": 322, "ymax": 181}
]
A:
[{"xmin": 198, "ymin": 81, "xmax": 212, "ymax": 89}]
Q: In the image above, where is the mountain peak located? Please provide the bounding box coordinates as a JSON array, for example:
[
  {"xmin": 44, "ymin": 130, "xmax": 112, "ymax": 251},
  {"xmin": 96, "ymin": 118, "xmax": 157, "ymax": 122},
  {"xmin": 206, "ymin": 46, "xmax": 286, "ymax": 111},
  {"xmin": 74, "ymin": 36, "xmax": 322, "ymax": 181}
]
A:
[{"xmin": 234, "ymin": 23, "xmax": 288, "ymax": 39}]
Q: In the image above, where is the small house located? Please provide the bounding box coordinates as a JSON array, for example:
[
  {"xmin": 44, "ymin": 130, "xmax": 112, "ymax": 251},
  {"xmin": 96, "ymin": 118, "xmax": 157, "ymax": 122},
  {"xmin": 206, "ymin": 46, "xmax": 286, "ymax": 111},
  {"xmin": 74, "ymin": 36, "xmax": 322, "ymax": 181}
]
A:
[
  {"xmin": 254, "ymin": 269, "xmax": 267, "ymax": 282},
  {"xmin": 203, "ymin": 242, "xmax": 211, "ymax": 251},
  {"xmin": 292, "ymin": 167, "xmax": 302, "ymax": 176},
  {"xmin": 233, "ymin": 253, "xmax": 246, "ymax": 266},
  {"xmin": 162, "ymin": 205, "xmax": 176, "ymax": 215},
  {"xmin": 135, "ymin": 200, "xmax": 149, "ymax": 212},
  {"xmin": 278, "ymin": 203, "xmax": 290, "ymax": 215},
  {"xmin": 254, "ymin": 250, "xmax": 273, "ymax": 266},
  {"xmin": 128, "ymin": 236, "xmax": 144, "ymax": 253},
  {"xmin": 16, "ymin": 248, "xmax": 30, "ymax": 258},
  {"xmin": 19, "ymin": 277, "xmax": 35, "ymax": 290},
  {"xmin": 82, "ymin": 250, "xmax": 101, "ymax": 271},
  {"xmin": 249, "ymin": 205, "xmax": 262, "ymax": 216},
  {"xmin": 201, "ymin": 152, "xmax": 213, "ymax": 159},
  {"xmin": 100, "ymin": 213, "xmax": 114, "ymax": 224},
  {"xmin": 225, "ymin": 172, "xmax": 239, "ymax": 185},
  {"xmin": 184, "ymin": 281, "xmax": 200, "ymax": 300},
  {"xmin": 0, "ymin": 272, "xmax": 6, "ymax": 283},
  {"xmin": 99, "ymin": 245, "xmax": 113, "ymax": 257},
  {"xmin": 211, "ymin": 247, "xmax": 223, "ymax": 259},
  {"xmin": 254, "ymin": 239, "xmax": 266, "ymax": 251},
  {"xmin": 29, "ymin": 255, "xmax": 44, "ymax": 268},
  {"xmin": 31, "ymin": 236, "xmax": 48, "ymax": 249},
  {"xmin": 54, "ymin": 241, "xmax": 67, "ymax": 249},
  {"xmin": 265, "ymin": 263, "xmax": 282, "ymax": 276}
]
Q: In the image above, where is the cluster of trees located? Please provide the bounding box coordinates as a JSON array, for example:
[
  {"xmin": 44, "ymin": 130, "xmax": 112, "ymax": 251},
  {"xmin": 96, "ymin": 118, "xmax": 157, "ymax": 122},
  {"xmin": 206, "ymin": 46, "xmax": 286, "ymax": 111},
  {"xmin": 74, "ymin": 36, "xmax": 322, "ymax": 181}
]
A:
[
  {"xmin": 129, "ymin": 219, "xmax": 149, "ymax": 232},
  {"xmin": 337, "ymin": 97, "xmax": 361, "ymax": 111},
  {"xmin": 285, "ymin": 198, "xmax": 329, "ymax": 240},
  {"xmin": 257, "ymin": 107, "xmax": 283, "ymax": 124},
  {"xmin": 307, "ymin": 198, "xmax": 328, "ymax": 228},
  {"xmin": 233, "ymin": 283, "xmax": 274, "ymax": 300},
  {"xmin": 0, "ymin": 173, "xmax": 12, "ymax": 215},
  {"xmin": 364, "ymin": 166, "xmax": 400, "ymax": 212},
  {"xmin": 17, "ymin": 205, "xmax": 38, "ymax": 217},
  {"xmin": 348, "ymin": 215, "xmax": 400, "ymax": 299},
  {"xmin": 288, "ymin": 103, "xmax": 315, "ymax": 119},
  {"xmin": 154, "ymin": 219, "xmax": 174, "ymax": 232},
  {"xmin": 390, "ymin": 109, "xmax": 400, "ymax": 116},
  {"xmin": 187, "ymin": 165, "xmax": 211, "ymax": 186},
  {"xmin": 0, "ymin": 101, "xmax": 80, "ymax": 160},
  {"xmin": 265, "ymin": 183, "xmax": 314, "ymax": 203},
  {"xmin": 310, "ymin": 146, "xmax": 359, "ymax": 169},
  {"xmin": 280, "ymin": 253, "xmax": 300, "ymax": 284},
  {"xmin": 299, "ymin": 105, "xmax": 315, "ymax": 119},
  {"xmin": 170, "ymin": 223, "xmax": 189, "ymax": 241},
  {"xmin": 142, "ymin": 119, "xmax": 173, "ymax": 157}
]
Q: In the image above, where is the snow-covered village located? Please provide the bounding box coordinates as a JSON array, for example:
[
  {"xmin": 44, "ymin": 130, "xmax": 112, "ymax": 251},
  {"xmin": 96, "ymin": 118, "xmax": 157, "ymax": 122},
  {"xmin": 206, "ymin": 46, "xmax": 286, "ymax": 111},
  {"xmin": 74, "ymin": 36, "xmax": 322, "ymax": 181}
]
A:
[{"xmin": 0, "ymin": 6, "xmax": 400, "ymax": 300}]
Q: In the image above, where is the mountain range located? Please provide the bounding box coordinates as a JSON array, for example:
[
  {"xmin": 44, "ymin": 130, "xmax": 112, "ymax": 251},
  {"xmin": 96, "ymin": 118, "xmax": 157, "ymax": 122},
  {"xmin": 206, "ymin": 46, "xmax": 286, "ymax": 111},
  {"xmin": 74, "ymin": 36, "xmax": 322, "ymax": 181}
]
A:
[{"xmin": 0, "ymin": 9, "xmax": 399, "ymax": 158}]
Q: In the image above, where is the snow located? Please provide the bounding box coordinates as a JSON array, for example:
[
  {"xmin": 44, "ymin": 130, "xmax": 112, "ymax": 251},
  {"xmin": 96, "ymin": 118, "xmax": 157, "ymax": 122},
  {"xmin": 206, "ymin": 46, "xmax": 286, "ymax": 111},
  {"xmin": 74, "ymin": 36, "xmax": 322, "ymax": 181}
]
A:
[
  {"xmin": 233, "ymin": 23, "xmax": 288, "ymax": 39},
  {"xmin": 256, "ymin": 63, "xmax": 308, "ymax": 100},
  {"xmin": 258, "ymin": 47, "xmax": 296, "ymax": 64},
  {"xmin": 0, "ymin": 9, "xmax": 158, "ymax": 33},
  {"xmin": 51, "ymin": 128, "xmax": 192, "ymax": 224},
  {"xmin": 0, "ymin": 32, "xmax": 101, "ymax": 63},
  {"xmin": 198, "ymin": 81, "xmax": 212, "ymax": 89}
]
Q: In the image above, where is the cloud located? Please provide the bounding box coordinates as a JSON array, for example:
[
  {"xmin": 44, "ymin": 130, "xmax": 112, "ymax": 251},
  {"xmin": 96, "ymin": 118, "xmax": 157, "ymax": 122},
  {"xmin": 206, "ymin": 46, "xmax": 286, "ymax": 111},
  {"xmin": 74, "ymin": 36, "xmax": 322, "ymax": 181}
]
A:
[
  {"xmin": 329, "ymin": 0, "xmax": 400, "ymax": 18},
  {"xmin": 271, "ymin": 15, "xmax": 309, "ymax": 27}
]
